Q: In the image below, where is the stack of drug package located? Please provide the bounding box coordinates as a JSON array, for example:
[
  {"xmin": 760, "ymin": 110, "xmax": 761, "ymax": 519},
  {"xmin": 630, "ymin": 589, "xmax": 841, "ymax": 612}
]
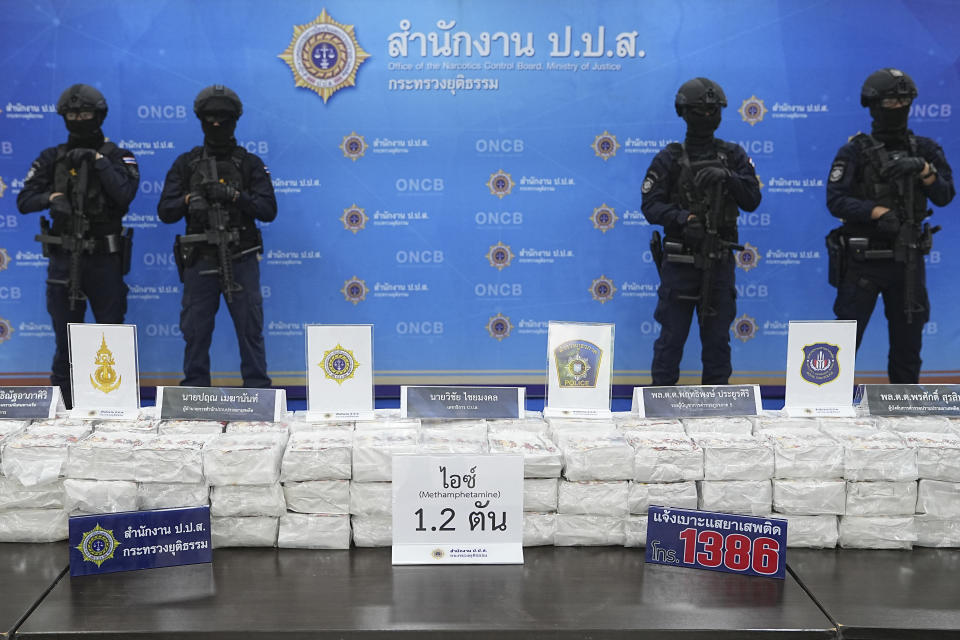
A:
[
  {"xmin": 619, "ymin": 414, "xmax": 701, "ymax": 548},
  {"xmin": 349, "ymin": 417, "xmax": 420, "ymax": 547},
  {"xmin": 550, "ymin": 418, "xmax": 633, "ymax": 546},
  {"xmin": 134, "ymin": 418, "xmax": 215, "ymax": 514},
  {"xmin": 820, "ymin": 416, "xmax": 919, "ymax": 549},
  {"xmin": 278, "ymin": 421, "xmax": 353, "ymax": 549},
  {"xmin": 758, "ymin": 413, "xmax": 843, "ymax": 548},
  {"xmin": 880, "ymin": 415, "xmax": 960, "ymax": 548},
  {"xmin": 0, "ymin": 418, "xmax": 92, "ymax": 542},
  {"xmin": 687, "ymin": 417, "xmax": 774, "ymax": 527},
  {"xmin": 487, "ymin": 417, "xmax": 560, "ymax": 546},
  {"xmin": 204, "ymin": 423, "xmax": 287, "ymax": 548}
]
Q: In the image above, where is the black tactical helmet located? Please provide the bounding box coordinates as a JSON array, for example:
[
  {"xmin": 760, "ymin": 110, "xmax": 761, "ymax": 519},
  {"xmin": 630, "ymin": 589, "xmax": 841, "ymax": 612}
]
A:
[
  {"xmin": 860, "ymin": 68, "xmax": 918, "ymax": 107},
  {"xmin": 194, "ymin": 84, "xmax": 243, "ymax": 118},
  {"xmin": 56, "ymin": 84, "xmax": 108, "ymax": 117},
  {"xmin": 674, "ymin": 77, "xmax": 727, "ymax": 116}
]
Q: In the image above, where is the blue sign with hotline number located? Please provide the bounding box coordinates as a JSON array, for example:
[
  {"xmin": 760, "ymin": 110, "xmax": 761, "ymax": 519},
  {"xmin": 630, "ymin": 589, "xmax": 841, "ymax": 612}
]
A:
[{"xmin": 645, "ymin": 506, "xmax": 787, "ymax": 580}]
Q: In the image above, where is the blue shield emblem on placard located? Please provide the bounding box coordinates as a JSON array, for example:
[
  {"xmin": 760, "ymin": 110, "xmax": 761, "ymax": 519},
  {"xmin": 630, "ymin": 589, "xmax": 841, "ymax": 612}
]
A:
[
  {"xmin": 554, "ymin": 340, "xmax": 602, "ymax": 388},
  {"xmin": 800, "ymin": 343, "xmax": 840, "ymax": 386}
]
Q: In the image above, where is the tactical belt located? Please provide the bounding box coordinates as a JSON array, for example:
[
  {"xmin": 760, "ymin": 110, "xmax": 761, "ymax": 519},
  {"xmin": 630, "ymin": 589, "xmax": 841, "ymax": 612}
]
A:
[
  {"xmin": 846, "ymin": 237, "xmax": 894, "ymax": 261},
  {"xmin": 45, "ymin": 233, "xmax": 124, "ymax": 255}
]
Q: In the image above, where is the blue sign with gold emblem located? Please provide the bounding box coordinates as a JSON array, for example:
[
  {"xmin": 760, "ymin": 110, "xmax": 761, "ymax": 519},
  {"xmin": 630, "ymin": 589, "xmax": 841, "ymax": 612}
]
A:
[{"xmin": 69, "ymin": 507, "xmax": 212, "ymax": 577}]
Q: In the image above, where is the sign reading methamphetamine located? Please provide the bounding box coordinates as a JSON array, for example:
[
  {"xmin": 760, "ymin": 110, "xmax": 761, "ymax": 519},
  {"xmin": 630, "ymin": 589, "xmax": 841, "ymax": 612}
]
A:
[
  {"xmin": 633, "ymin": 385, "xmax": 761, "ymax": 418},
  {"xmin": 156, "ymin": 386, "xmax": 286, "ymax": 422},
  {"xmin": 401, "ymin": 386, "xmax": 525, "ymax": 419}
]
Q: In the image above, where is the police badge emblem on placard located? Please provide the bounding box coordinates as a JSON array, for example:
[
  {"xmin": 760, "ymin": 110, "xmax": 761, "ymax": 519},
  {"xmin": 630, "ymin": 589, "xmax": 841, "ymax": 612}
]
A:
[
  {"xmin": 555, "ymin": 340, "xmax": 602, "ymax": 388},
  {"xmin": 279, "ymin": 10, "xmax": 370, "ymax": 103},
  {"xmin": 545, "ymin": 322, "xmax": 614, "ymax": 418}
]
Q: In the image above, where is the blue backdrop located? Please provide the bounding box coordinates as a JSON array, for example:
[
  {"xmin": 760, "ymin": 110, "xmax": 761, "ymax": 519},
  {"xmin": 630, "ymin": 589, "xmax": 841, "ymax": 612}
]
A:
[{"xmin": 0, "ymin": 0, "xmax": 957, "ymax": 387}]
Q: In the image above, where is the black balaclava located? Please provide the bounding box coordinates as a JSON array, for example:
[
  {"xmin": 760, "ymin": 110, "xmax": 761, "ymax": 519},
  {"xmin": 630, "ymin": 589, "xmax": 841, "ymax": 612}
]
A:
[
  {"xmin": 64, "ymin": 114, "xmax": 105, "ymax": 150},
  {"xmin": 683, "ymin": 108, "xmax": 721, "ymax": 153},
  {"xmin": 201, "ymin": 115, "xmax": 237, "ymax": 156},
  {"xmin": 869, "ymin": 103, "xmax": 910, "ymax": 149}
]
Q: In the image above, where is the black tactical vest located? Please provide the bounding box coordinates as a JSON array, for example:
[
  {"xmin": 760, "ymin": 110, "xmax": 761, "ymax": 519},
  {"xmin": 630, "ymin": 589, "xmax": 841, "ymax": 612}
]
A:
[
  {"xmin": 851, "ymin": 133, "xmax": 928, "ymax": 222},
  {"xmin": 52, "ymin": 141, "xmax": 118, "ymax": 235},
  {"xmin": 185, "ymin": 146, "xmax": 259, "ymax": 248},
  {"xmin": 667, "ymin": 141, "xmax": 740, "ymax": 233}
]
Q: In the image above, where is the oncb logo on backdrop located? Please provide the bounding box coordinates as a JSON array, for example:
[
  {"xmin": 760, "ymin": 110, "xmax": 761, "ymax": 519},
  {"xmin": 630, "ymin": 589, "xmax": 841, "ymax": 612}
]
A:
[{"xmin": 280, "ymin": 10, "xmax": 371, "ymax": 103}]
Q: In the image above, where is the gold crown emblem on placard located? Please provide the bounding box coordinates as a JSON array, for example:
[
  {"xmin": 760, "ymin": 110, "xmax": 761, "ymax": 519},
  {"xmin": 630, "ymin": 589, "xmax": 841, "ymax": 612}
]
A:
[{"xmin": 90, "ymin": 333, "xmax": 121, "ymax": 394}]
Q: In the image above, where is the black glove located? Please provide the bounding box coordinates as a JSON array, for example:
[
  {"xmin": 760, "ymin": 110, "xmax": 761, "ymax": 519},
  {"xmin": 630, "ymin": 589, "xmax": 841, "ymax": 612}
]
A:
[
  {"xmin": 187, "ymin": 193, "xmax": 209, "ymax": 217},
  {"xmin": 883, "ymin": 156, "xmax": 926, "ymax": 180},
  {"xmin": 682, "ymin": 217, "xmax": 705, "ymax": 249},
  {"xmin": 49, "ymin": 194, "xmax": 72, "ymax": 218},
  {"xmin": 876, "ymin": 211, "xmax": 902, "ymax": 238},
  {"xmin": 694, "ymin": 166, "xmax": 731, "ymax": 191},
  {"xmin": 205, "ymin": 182, "xmax": 240, "ymax": 204},
  {"xmin": 65, "ymin": 148, "xmax": 97, "ymax": 166}
]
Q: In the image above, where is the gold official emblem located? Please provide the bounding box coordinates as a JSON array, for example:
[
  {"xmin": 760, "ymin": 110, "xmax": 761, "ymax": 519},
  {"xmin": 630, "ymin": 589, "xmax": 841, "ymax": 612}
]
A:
[
  {"xmin": 0, "ymin": 317, "xmax": 12, "ymax": 345},
  {"xmin": 340, "ymin": 132, "xmax": 368, "ymax": 161},
  {"xmin": 0, "ymin": 248, "xmax": 10, "ymax": 272},
  {"xmin": 341, "ymin": 276, "xmax": 369, "ymax": 304},
  {"xmin": 320, "ymin": 344, "xmax": 358, "ymax": 384},
  {"xmin": 590, "ymin": 204, "xmax": 618, "ymax": 233},
  {"xmin": 486, "ymin": 313, "xmax": 513, "ymax": 341},
  {"xmin": 279, "ymin": 10, "xmax": 370, "ymax": 103},
  {"xmin": 591, "ymin": 131, "xmax": 620, "ymax": 160},
  {"xmin": 340, "ymin": 204, "xmax": 368, "ymax": 233},
  {"xmin": 0, "ymin": 177, "xmax": 7, "ymax": 198},
  {"xmin": 486, "ymin": 170, "xmax": 514, "ymax": 199},
  {"xmin": 485, "ymin": 242, "xmax": 514, "ymax": 270},
  {"xmin": 90, "ymin": 333, "xmax": 121, "ymax": 394},
  {"xmin": 739, "ymin": 95, "xmax": 767, "ymax": 126},
  {"xmin": 736, "ymin": 242, "xmax": 761, "ymax": 272},
  {"xmin": 589, "ymin": 275, "xmax": 617, "ymax": 304},
  {"xmin": 76, "ymin": 523, "xmax": 120, "ymax": 568},
  {"xmin": 731, "ymin": 314, "xmax": 759, "ymax": 343}
]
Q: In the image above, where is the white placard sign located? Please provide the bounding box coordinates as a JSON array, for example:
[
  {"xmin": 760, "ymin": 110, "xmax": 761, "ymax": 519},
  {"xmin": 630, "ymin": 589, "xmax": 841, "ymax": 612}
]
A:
[
  {"xmin": 784, "ymin": 320, "xmax": 857, "ymax": 417},
  {"xmin": 67, "ymin": 323, "xmax": 140, "ymax": 420},
  {"xmin": 544, "ymin": 321, "xmax": 614, "ymax": 419},
  {"xmin": 392, "ymin": 454, "xmax": 524, "ymax": 565},
  {"xmin": 306, "ymin": 324, "xmax": 374, "ymax": 421}
]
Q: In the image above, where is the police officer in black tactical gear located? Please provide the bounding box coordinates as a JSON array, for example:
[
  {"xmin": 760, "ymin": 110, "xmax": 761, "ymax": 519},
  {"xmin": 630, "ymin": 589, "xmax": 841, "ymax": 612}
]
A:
[
  {"xmin": 16, "ymin": 84, "xmax": 139, "ymax": 409},
  {"xmin": 158, "ymin": 85, "xmax": 277, "ymax": 388},
  {"xmin": 641, "ymin": 78, "xmax": 762, "ymax": 386},
  {"xmin": 826, "ymin": 68, "xmax": 954, "ymax": 384}
]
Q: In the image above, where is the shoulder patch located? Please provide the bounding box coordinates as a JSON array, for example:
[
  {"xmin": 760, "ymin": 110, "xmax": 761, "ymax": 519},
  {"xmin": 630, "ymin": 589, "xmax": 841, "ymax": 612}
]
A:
[
  {"xmin": 641, "ymin": 171, "xmax": 658, "ymax": 194},
  {"xmin": 829, "ymin": 160, "xmax": 846, "ymax": 183},
  {"xmin": 122, "ymin": 156, "xmax": 138, "ymax": 166}
]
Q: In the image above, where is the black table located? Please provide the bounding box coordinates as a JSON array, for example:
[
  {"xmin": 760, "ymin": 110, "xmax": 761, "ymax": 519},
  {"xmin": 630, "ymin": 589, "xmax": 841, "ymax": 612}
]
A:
[
  {"xmin": 788, "ymin": 548, "xmax": 960, "ymax": 639},
  {"xmin": 0, "ymin": 543, "xmax": 67, "ymax": 638},
  {"xmin": 17, "ymin": 546, "xmax": 835, "ymax": 638}
]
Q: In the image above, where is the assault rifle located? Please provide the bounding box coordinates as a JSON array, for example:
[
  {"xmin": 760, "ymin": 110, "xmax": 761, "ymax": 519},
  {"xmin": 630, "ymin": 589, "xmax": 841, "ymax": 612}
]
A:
[
  {"xmin": 35, "ymin": 158, "xmax": 94, "ymax": 311},
  {"xmin": 177, "ymin": 156, "xmax": 245, "ymax": 303}
]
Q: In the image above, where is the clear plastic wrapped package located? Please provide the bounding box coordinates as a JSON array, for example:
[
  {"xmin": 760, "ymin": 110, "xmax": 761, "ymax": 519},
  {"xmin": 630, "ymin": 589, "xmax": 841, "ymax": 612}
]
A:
[
  {"xmin": 210, "ymin": 483, "xmax": 286, "ymax": 517},
  {"xmin": 0, "ymin": 508, "xmax": 68, "ymax": 542},
  {"xmin": 0, "ymin": 477, "xmax": 64, "ymax": 510},
  {"xmin": 628, "ymin": 481, "xmax": 698, "ymax": 514},
  {"xmin": 699, "ymin": 480, "xmax": 772, "ymax": 516},
  {"xmin": 283, "ymin": 480, "xmax": 350, "ymax": 514},
  {"xmin": 773, "ymin": 479, "xmax": 846, "ymax": 515},
  {"xmin": 280, "ymin": 429, "xmax": 353, "ymax": 482},
  {"xmin": 133, "ymin": 433, "xmax": 215, "ymax": 484},
  {"xmin": 522, "ymin": 512, "xmax": 556, "ymax": 546},
  {"xmin": 626, "ymin": 431, "xmax": 703, "ymax": 482},
  {"xmin": 63, "ymin": 479, "xmax": 138, "ymax": 514},
  {"xmin": 916, "ymin": 480, "xmax": 960, "ymax": 518},
  {"xmin": 557, "ymin": 480, "xmax": 629, "ymax": 517},
  {"xmin": 351, "ymin": 514, "xmax": 392, "ymax": 547},
  {"xmin": 211, "ymin": 516, "xmax": 278, "ymax": 548},
  {"xmin": 202, "ymin": 433, "xmax": 286, "ymax": 486},
  {"xmin": 832, "ymin": 429, "xmax": 918, "ymax": 481},
  {"xmin": 624, "ymin": 515, "xmax": 648, "ymax": 547},
  {"xmin": 278, "ymin": 512, "xmax": 350, "ymax": 549},
  {"xmin": 349, "ymin": 481, "xmax": 392, "ymax": 517},
  {"xmin": 137, "ymin": 482, "xmax": 209, "ymax": 510},
  {"xmin": 900, "ymin": 432, "xmax": 960, "ymax": 482},
  {"xmin": 779, "ymin": 514, "xmax": 838, "ymax": 548},
  {"xmin": 65, "ymin": 432, "xmax": 145, "ymax": 481},
  {"xmin": 765, "ymin": 431, "xmax": 844, "ymax": 479},
  {"xmin": 878, "ymin": 416, "xmax": 953, "ymax": 434},
  {"xmin": 487, "ymin": 430, "xmax": 562, "ymax": 478},
  {"xmin": 351, "ymin": 429, "xmax": 418, "ymax": 482},
  {"xmin": 157, "ymin": 420, "xmax": 224, "ymax": 436},
  {"xmin": 354, "ymin": 417, "xmax": 420, "ymax": 432},
  {"xmin": 838, "ymin": 515, "xmax": 916, "ymax": 549},
  {"xmin": 26, "ymin": 418, "xmax": 93, "ymax": 434},
  {"xmin": 750, "ymin": 412, "xmax": 820, "ymax": 435},
  {"xmin": 94, "ymin": 420, "xmax": 156, "ymax": 434},
  {"xmin": 523, "ymin": 478, "xmax": 558, "ymax": 512},
  {"xmin": 693, "ymin": 434, "xmax": 774, "ymax": 481},
  {"xmin": 225, "ymin": 421, "xmax": 290, "ymax": 436},
  {"xmin": 546, "ymin": 418, "xmax": 617, "ymax": 440},
  {"xmin": 682, "ymin": 417, "xmax": 754, "ymax": 436},
  {"xmin": 419, "ymin": 424, "xmax": 488, "ymax": 454},
  {"xmin": 486, "ymin": 418, "xmax": 548, "ymax": 433},
  {"xmin": 845, "ymin": 481, "xmax": 918, "ymax": 516},
  {"xmin": 555, "ymin": 514, "xmax": 625, "ymax": 546},
  {"xmin": 556, "ymin": 431, "xmax": 634, "ymax": 481},
  {"xmin": 914, "ymin": 515, "xmax": 960, "ymax": 547},
  {"xmin": 2, "ymin": 428, "xmax": 90, "ymax": 486},
  {"xmin": 613, "ymin": 415, "xmax": 685, "ymax": 434},
  {"xmin": 818, "ymin": 417, "xmax": 878, "ymax": 434},
  {"xmin": 288, "ymin": 420, "xmax": 354, "ymax": 434}
]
